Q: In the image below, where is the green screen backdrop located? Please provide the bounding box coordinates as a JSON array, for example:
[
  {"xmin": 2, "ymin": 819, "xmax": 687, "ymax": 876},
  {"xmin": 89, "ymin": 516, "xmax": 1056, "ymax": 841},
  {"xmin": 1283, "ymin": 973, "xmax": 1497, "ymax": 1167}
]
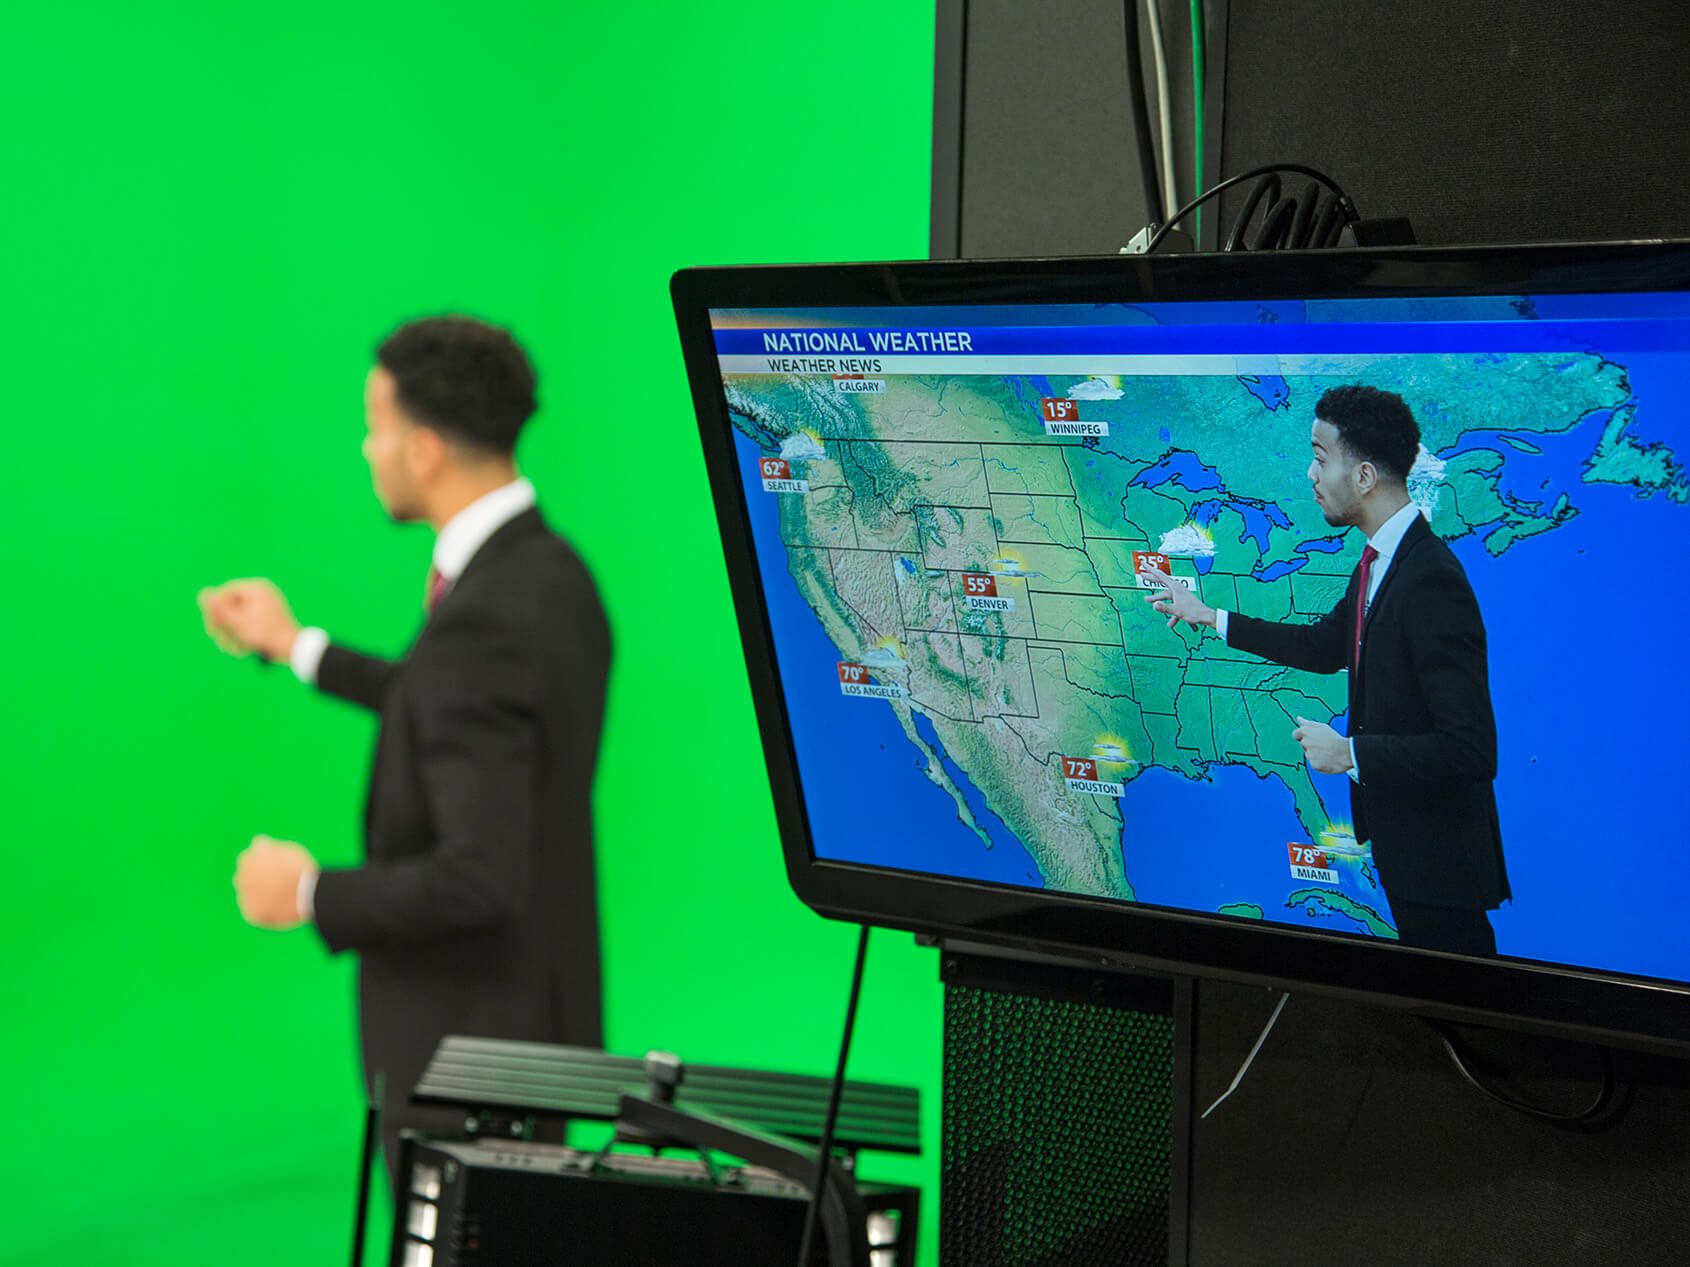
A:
[{"xmin": 0, "ymin": 3, "xmax": 938, "ymax": 1262}]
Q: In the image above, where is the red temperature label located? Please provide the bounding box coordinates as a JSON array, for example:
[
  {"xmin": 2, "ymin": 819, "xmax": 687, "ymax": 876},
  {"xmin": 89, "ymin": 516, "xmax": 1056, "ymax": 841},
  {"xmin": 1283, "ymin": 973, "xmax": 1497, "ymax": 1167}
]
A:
[
  {"xmin": 1287, "ymin": 843, "xmax": 1330, "ymax": 869},
  {"xmin": 1041, "ymin": 397, "xmax": 1080, "ymax": 422},
  {"xmin": 1133, "ymin": 550, "xmax": 1171, "ymax": 580},
  {"xmin": 837, "ymin": 662, "xmax": 867, "ymax": 684},
  {"xmin": 1062, "ymin": 756, "xmax": 1098, "ymax": 781},
  {"xmin": 760, "ymin": 457, "xmax": 792, "ymax": 480},
  {"xmin": 963, "ymin": 573, "xmax": 998, "ymax": 597}
]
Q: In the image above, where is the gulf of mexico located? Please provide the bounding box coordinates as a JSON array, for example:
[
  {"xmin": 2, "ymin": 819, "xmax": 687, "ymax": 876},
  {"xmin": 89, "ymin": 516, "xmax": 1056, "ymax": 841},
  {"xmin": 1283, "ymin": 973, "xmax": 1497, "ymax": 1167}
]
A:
[{"xmin": 1118, "ymin": 763, "xmax": 1388, "ymax": 936}]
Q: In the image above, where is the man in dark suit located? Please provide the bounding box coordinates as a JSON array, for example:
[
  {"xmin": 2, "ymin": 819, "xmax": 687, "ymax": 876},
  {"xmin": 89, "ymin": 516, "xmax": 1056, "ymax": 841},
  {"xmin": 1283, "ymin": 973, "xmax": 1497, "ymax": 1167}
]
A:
[
  {"xmin": 200, "ymin": 315, "xmax": 611, "ymax": 1182},
  {"xmin": 1146, "ymin": 385, "xmax": 1509, "ymax": 955}
]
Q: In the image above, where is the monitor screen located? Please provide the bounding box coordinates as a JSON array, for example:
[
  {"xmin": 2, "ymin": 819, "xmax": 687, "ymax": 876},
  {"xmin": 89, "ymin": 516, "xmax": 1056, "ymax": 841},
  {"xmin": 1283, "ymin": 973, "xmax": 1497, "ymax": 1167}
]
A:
[{"xmin": 672, "ymin": 244, "xmax": 1690, "ymax": 1052}]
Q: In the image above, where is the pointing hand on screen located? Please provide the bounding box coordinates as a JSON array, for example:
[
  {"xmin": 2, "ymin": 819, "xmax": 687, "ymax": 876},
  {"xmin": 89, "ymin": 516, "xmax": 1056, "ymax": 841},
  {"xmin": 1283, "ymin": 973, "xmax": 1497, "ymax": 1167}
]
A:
[{"xmin": 1142, "ymin": 565, "xmax": 1217, "ymax": 631}]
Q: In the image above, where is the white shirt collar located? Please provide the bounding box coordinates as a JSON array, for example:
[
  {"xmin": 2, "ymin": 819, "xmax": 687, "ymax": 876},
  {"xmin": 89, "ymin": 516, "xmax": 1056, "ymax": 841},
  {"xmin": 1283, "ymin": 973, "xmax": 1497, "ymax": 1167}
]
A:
[
  {"xmin": 432, "ymin": 477, "xmax": 536, "ymax": 581},
  {"xmin": 1365, "ymin": 499, "xmax": 1423, "ymax": 568}
]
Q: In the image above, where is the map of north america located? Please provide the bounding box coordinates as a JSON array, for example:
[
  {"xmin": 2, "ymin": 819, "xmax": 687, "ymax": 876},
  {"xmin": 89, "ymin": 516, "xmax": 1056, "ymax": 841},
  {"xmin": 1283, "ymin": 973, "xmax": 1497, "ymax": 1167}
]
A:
[{"xmin": 725, "ymin": 348, "xmax": 1679, "ymax": 939}]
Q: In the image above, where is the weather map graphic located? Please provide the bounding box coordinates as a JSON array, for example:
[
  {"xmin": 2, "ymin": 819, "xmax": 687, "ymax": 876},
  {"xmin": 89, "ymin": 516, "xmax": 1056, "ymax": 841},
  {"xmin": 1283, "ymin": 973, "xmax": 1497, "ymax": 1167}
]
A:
[{"xmin": 713, "ymin": 295, "xmax": 1690, "ymax": 981}]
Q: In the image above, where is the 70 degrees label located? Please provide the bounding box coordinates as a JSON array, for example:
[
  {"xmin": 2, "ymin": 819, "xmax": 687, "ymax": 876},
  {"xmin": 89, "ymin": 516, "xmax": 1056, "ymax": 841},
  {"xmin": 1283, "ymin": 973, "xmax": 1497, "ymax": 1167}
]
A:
[{"xmin": 837, "ymin": 662, "xmax": 907, "ymax": 700}]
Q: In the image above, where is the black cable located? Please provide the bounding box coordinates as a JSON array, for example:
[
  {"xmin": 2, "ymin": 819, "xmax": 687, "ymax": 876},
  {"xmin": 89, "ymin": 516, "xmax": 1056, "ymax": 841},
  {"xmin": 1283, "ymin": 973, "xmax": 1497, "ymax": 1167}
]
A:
[
  {"xmin": 795, "ymin": 924, "xmax": 871, "ymax": 1267},
  {"xmin": 1425, "ymin": 1019, "xmax": 1618, "ymax": 1126},
  {"xmin": 1123, "ymin": 0, "xmax": 1165, "ymax": 226},
  {"xmin": 1143, "ymin": 162, "xmax": 1358, "ymax": 253}
]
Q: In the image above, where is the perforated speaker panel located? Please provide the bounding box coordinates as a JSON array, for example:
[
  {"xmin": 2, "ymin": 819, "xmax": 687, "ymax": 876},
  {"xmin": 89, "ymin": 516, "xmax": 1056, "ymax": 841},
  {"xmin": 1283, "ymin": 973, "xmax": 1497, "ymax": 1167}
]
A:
[{"xmin": 940, "ymin": 955, "xmax": 1180, "ymax": 1267}]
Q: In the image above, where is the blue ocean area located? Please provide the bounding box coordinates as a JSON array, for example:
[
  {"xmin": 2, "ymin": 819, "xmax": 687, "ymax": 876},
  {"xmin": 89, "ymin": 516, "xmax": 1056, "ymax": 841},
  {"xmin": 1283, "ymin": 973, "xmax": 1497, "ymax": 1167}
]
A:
[
  {"xmin": 1443, "ymin": 405, "xmax": 1631, "ymax": 513},
  {"xmin": 1119, "ymin": 764, "xmax": 1382, "ymax": 934}
]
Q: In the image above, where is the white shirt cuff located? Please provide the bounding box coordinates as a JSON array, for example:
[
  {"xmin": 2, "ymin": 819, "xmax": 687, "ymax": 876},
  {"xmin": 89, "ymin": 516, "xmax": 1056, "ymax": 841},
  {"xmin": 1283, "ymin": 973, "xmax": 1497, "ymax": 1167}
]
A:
[
  {"xmin": 1348, "ymin": 738, "xmax": 1361, "ymax": 783},
  {"xmin": 290, "ymin": 627, "xmax": 330, "ymax": 685},
  {"xmin": 1215, "ymin": 609, "xmax": 1229, "ymax": 642},
  {"xmin": 297, "ymin": 866, "xmax": 319, "ymax": 921}
]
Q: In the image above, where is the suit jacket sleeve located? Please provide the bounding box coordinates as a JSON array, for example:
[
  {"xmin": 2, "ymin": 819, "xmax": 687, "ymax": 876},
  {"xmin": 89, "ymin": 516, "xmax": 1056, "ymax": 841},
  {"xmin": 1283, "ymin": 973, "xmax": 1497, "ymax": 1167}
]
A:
[
  {"xmin": 311, "ymin": 615, "xmax": 538, "ymax": 951},
  {"xmin": 1352, "ymin": 564, "xmax": 1497, "ymax": 787},
  {"xmin": 1225, "ymin": 584, "xmax": 1353, "ymax": 675},
  {"xmin": 316, "ymin": 644, "xmax": 400, "ymax": 712}
]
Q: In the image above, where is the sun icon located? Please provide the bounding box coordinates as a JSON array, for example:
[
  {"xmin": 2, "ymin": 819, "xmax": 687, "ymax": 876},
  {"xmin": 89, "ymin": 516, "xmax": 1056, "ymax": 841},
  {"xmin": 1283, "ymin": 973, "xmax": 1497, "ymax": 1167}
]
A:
[{"xmin": 1091, "ymin": 734, "xmax": 1136, "ymax": 767}]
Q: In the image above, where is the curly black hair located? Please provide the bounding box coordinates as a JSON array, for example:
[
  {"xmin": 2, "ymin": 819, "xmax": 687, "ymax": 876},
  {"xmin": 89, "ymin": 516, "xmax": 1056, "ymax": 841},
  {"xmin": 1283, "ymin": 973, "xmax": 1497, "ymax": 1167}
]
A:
[
  {"xmin": 1315, "ymin": 385, "xmax": 1420, "ymax": 482},
  {"xmin": 376, "ymin": 315, "xmax": 538, "ymax": 456}
]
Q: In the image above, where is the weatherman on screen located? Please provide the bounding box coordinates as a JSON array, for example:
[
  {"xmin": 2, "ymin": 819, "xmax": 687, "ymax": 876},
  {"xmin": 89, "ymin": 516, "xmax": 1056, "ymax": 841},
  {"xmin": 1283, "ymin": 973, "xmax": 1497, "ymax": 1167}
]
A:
[{"xmin": 1145, "ymin": 385, "xmax": 1511, "ymax": 956}]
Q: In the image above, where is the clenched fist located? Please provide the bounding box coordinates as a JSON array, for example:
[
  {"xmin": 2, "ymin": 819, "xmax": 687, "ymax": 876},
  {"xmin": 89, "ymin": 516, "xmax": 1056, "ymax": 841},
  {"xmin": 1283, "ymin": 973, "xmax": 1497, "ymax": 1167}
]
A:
[
  {"xmin": 234, "ymin": 834, "xmax": 316, "ymax": 930},
  {"xmin": 199, "ymin": 579, "xmax": 302, "ymax": 664}
]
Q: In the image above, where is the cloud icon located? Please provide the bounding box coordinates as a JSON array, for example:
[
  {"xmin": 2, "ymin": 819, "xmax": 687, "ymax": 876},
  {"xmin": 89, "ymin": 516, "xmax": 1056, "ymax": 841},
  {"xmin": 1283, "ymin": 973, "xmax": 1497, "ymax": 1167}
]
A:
[
  {"xmin": 859, "ymin": 646, "xmax": 908, "ymax": 669},
  {"xmin": 1067, "ymin": 376, "xmax": 1124, "ymax": 400},
  {"xmin": 988, "ymin": 557, "xmax": 1043, "ymax": 578},
  {"xmin": 1407, "ymin": 444, "xmax": 1445, "ymax": 522},
  {"xmin": 779, "ymin": 432, "xmax": 827, "ymax": 462},
  {"xmin": 1158, "ymin": 525, "xmax": 1216, "ymax": 557}
]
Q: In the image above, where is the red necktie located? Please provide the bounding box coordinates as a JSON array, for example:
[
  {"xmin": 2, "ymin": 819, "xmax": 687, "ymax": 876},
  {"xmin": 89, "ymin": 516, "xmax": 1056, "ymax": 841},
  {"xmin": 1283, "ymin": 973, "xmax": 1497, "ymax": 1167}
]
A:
[
  {"xmin": 426, "ymin": 565, "xmax": 451, "ymax": 615},
  {"xmin": 1352, "ymin": 544, "xmax": 1379, "ymax": 672}
]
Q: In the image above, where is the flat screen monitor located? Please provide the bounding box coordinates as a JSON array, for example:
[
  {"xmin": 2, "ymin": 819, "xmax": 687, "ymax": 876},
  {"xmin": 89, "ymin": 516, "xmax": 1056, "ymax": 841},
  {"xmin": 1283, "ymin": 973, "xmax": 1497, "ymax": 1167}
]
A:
[{"xmin": 671, "ymin": 242, "xmax": 1690, "ymax": 1054}]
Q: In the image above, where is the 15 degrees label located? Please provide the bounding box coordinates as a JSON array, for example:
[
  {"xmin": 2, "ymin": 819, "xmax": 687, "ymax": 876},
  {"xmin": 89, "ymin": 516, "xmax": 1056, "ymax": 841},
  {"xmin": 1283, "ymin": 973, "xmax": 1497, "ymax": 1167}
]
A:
[
  {"xmin": 1040, "ymin": 397, "xmax": 1107, "ymax": 437},
  {"xmin": 1287, "ymin": 842, "xmax": 1339, "ymax": 884},
  {"xmin": 760, "ymin": 456, "xmax": 809, "ymax": 493},
  {"xmin": 1062, "ymin": 756, "xmax": 1124, "ymax": 797},
  {"xmin": 837, "ymin": 662, "xmax": 907, "ymax": 700},
  {"xmin": 961, "ymin": 572, "xmax": 1016, "ymax": 612}
]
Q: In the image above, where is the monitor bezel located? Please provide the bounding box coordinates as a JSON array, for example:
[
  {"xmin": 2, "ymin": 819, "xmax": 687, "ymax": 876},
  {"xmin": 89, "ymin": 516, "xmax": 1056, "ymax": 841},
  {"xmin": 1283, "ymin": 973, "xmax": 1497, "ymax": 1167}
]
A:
[{"xmin": 672, "ymin": 241, "xmax": 1690, "ymax": 1056}]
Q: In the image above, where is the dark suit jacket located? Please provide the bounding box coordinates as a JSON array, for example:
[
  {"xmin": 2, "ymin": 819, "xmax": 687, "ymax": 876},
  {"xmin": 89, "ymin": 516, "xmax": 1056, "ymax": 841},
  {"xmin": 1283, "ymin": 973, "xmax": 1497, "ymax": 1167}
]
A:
[
  {"xmin": 310, "ymin": 507, "xmax": 611, "ymax": 1141},
  {"xmin": 1228, "ymin": 513, "xmax": 1510, "ymax": 911}
]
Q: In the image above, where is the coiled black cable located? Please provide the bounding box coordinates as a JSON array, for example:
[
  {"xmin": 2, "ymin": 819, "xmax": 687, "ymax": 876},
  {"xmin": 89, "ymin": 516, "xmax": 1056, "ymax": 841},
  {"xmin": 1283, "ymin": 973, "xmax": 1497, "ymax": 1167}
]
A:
[
  {"xmin": 1143, "ymin": 162, "xmax": 1358, "ymax": 253},
  {"xmin": 1224, "ymin": 173, "xmax": 1348, "ymax": 251}
]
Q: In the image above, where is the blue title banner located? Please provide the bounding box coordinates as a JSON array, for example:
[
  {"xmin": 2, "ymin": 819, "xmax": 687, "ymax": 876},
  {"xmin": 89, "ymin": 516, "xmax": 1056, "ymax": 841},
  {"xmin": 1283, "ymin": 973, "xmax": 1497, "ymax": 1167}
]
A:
[{"xmin": 711, "ymin": 320, "xmax": 1690, "ymax": 358}]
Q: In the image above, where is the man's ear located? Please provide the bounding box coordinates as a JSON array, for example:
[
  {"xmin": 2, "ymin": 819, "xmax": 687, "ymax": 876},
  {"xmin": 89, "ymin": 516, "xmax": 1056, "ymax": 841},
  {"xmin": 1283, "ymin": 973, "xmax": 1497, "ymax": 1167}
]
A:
[
  {"xmin": 406, "ymin": 423, "xmax": 449, "ymax": 483},
  {"xmin": 1355, "ymin": 459, "xmax": 1378, "ymax": 495}
]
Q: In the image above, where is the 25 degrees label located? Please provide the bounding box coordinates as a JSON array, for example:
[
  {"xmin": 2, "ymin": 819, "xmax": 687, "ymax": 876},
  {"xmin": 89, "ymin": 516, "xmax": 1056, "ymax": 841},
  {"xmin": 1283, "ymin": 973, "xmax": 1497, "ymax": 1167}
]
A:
[
  {"xmin": 1062, "ymin": 756, "xmax": 1123, "ymax": 797},
  {"xmin": 1134, "ymin": 551, "xmax": 1199, "ymax": 597},
  {"xmin": 1040, "ymin": 397, "xmax": 1107, "ymax": 437},
  {"xmin": 759, "ymin": 456, "xmax": 809, "ymax": 493},
  {"xmin": 1287, "ymin": 842, "xmax": 1339, "ymax": 884},
  {"xmin": 961, "ymin": 572, "xmax": 1015, "ymax": 612},
  {"xmin": 837, "ymin": 662, "xmax": 907, "ymax": 699}
]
